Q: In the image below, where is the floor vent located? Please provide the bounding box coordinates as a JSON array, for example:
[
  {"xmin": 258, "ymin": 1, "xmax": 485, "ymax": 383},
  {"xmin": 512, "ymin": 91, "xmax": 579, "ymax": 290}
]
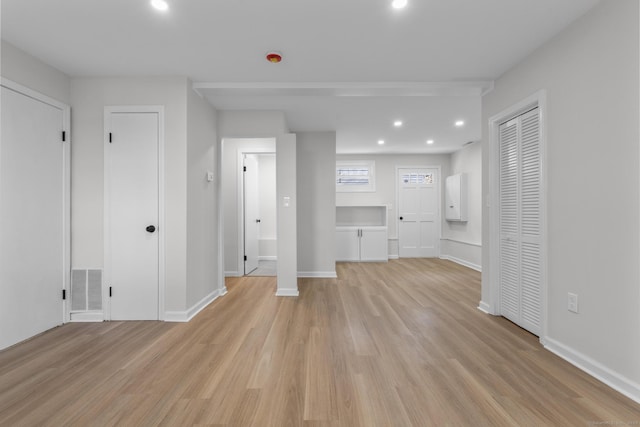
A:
[{"xmin": 71, "ymin": 269, "xmax": 103, "ymax": 312}]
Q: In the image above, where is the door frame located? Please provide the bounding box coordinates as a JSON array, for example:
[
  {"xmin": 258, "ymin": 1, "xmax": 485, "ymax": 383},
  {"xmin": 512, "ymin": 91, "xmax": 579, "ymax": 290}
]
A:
[
  {"xmin": 395, "ymin": 165, "xmax": 442, "ymax": 258},
  {"xmin": 103, "ymin": 106, "xmax": 165, "ymax": 321},
  {"xmin": 235, "ymin": 148, "xmax": 276, "ymax": 276},
  {"xmin": 1, "ymin": 77, "xmax": 71, "ymax": 324},
  {"xmin": 487, "ymin": 90, "xmax": 548, "ymax": 342}
]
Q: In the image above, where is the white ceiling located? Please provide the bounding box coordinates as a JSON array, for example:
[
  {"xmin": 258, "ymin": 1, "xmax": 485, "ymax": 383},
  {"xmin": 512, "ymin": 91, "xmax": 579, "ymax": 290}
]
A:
[{"xmin": 1, "ymin": 0, "xmax": 601, "ymax": 153}]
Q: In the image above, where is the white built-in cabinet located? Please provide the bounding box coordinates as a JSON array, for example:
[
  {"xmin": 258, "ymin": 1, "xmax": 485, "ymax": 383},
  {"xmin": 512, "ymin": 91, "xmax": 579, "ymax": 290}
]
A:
[
  {"xmin": 336, "ymin": 206, "xmax": 388, "ymax": 262},
  {"xmin": 445, "ymin": 173, "xmax": 468, "ymax": 222}
]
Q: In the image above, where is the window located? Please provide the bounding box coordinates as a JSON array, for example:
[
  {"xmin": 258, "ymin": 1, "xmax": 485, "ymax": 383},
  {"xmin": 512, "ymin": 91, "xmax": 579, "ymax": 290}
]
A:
[
  {"xmin": 336, "ymin": 160, "xmax": 376, "ymax": 192},
  {"xmin": 401, "ymin": 172, "xmax": 433, "ymax": 185}
]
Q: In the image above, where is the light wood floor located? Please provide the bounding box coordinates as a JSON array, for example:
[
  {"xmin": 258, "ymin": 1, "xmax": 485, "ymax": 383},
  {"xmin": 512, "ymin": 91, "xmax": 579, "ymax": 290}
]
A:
[{"xmin": 1, "ymin": 259, "xmax": 639, "ymax": 426}]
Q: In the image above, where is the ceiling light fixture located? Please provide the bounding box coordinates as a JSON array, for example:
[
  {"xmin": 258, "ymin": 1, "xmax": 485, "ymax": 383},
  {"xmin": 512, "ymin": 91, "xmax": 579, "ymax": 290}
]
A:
[
  {"xmin": 392, "ymin": 0, "xmax": 408, "ymax": 9},
  {"xmin": 393, "ymin": 120, "xmax": 403, "ymax": 127},
  {"xmin": 455, "ymin": 120, "xmax": 465, "ymax": 127},
  {"xmin": 378, "ymin": 140, "xmax": 385, "ymax": 145},
  {"xmin": 150, "ymin": 0, "xmax": 169, "ymax": 11},
  {"xmin": 426, "ymin": 139, "xmax": 434, "ymax": 145}
]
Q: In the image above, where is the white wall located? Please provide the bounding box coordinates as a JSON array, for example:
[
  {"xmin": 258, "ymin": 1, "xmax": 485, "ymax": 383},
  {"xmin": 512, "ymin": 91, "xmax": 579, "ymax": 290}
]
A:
[
  {"xmin": 336, "ymin": 153, "xmax": 451, "ymax": 258},
  {"xmin": 221, "ymin": 138, "xmax": 276, "ymax": 275},
  {"xmin": 297, "ymin": 132, "xmax": 336, "ymax": 277},
  {"xmin": 276, "ymin": 133, "xmax": 298, "ymax": 295},
  {"xmin": 482, "ymin": 0, "xmax": 640, "ymax": 398},
  {"xmin": 70, "ymin": 77, "xmax": 221, "ymax": 315},
  {"xmin": 441, "ymin": 141, "xmax": 482, "ymax": 270},
  {"xmin": 257, "ymin": 154, "xmax": 277, "ymax": 260},
  {"xmin": 1, "ymin": 40, "xmax": 71, "ymax": 104},
  {"xmin": 186, "ymin": 85, "xmax": 218, "ymax": 309}
]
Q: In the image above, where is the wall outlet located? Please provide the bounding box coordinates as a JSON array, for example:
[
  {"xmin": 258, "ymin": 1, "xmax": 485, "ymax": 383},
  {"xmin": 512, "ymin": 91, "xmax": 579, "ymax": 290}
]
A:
[{"xmin": 568, "ymin": 292, "xmax": 579, "ymax": 313}]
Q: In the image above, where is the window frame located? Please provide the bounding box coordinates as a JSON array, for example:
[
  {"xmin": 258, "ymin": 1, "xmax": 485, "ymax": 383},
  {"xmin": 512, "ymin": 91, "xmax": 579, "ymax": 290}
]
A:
[{"xmin": 336, "ymin": 160, "xmax": 376, "ymax": 193}]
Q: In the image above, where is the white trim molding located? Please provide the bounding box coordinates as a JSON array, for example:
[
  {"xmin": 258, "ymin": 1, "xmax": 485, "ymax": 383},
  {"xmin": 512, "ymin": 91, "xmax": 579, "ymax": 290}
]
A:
[
  {"xmin": 275, "ymin": 288, "xmax": 299, "ymax": 297},
  {"xmin": 165, "ymin": 289, "xmax": 221, "ymax": 322},
  {"xmin": 439, "ymin": 255, "xmax": 481, "ymax": 272},
  {"xmin": 69, "ymin": 312, "xmax": 104, "ymax": 322},
  {"xmin": 298, "ymin": 271, "xmax": 338, "ymax": 278},
  {"xmin": 545, "ymin": 338, "xmax": 640, "ymax": 405},
  {"xmin": 477, "ymin": 301, "xmax": 493, "ymax": 315}
]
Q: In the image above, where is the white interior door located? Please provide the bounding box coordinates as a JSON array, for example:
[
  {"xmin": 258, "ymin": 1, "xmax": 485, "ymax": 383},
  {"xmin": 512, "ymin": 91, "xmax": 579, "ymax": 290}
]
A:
[
  {"xmin": 0, "ymin": 84, "xmax": 67, "ymax": 349},
  {"xmin": 244, "ymin": 154, "xmax": 259, "ymax": 274},
  {"xmin": 105, "ymin": 109, "xmax": 160, "ymax": 320},
  {"xmin": 398, "ymin": 168, "xmax": 440, "ymax": 258},
  {"xmin": 499, "ymin": 108, "xmax": 542, "ymax": 336}
]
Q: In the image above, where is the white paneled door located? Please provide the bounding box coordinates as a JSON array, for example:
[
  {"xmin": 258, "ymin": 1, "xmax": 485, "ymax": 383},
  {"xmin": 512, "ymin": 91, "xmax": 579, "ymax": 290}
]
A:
[
  {"xmin": 243, "ymin": 154, "xmax": 259, "ymax": 275},
  {"xmin": 0, "ymin": 84, "xmax": 69, "ymax": 350},
  {"xmin": 105, "ymin": 109, "xmax": 161, "ymax": 320},
  {"xmin": 499, "ymin": 108, "xmax": 542, "ymax": 336},
  {"xmin": 398, "ymin": 168, "xmax": 440, "ymax": 258}
]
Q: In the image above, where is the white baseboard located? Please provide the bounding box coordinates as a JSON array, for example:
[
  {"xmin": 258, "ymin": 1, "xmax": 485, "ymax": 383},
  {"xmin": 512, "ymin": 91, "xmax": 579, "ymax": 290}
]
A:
[
  {"xmin": 440, "ymin": 254, "xmax": 482, "ymax": 272},
  {"xmin": 544, "ymin": 337, "xmax": 640, "ymax": 404},
  {"xmin": 164, "ymin": 288, "xmax": 221, "ymax": 322},
  {"xmin": 258, "ymin": 256, "xmax": 277, "ymax": 261},
  {"xmin": 69, "ymin": 312, "xmax": 104, "ymax": 322},
  {"xmin": 477, "ymin": 301, "xmax": 493, "ymax": 314},
  {"xmin": 224, "ymin": 270, "xmax": 241, "ymax": 277},
  {"xmin": 275, "ymin": 288, "xmax": 299, "ymax": 297},
  {"xmin": 298, "ymin": 271, "xmax": 337, "ymax": 278},
  {"xmin": 388, "ymin": 254, "xmax": 399, "ymax": 260}
]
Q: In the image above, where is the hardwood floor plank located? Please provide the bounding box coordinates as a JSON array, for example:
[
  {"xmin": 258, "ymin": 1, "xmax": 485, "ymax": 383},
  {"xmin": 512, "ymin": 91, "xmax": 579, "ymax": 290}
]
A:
[{"xmin": 0, "ymin": 259, "xmax": 638, "ymax": 426}]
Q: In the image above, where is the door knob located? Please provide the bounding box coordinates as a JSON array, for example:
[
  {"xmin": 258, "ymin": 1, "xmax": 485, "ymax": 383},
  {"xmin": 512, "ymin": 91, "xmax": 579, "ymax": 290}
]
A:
[
  {"xmin": 146, "ymin": 225, "xmax": 156, "ymax": 233},
  {"xmin": 256, "ymin": 219, "xmax": 261, "ymax": 223},
  {"xmin": 399, "ymin": 216, "xmax": 403, "ymax": 220}
]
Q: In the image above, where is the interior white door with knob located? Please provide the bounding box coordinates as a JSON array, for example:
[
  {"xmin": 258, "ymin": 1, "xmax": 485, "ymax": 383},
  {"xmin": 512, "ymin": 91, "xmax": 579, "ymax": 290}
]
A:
[
  {"xmin": 243, "ymin": 154, "xmax": 259, "ymax": 275},
  {"xmin": 398, "ymin": 167, "xmax": 440, "ymax": 258},
  {"xmin": 105, "ymin": 107, "xmax": 163, "ymax": 320}
]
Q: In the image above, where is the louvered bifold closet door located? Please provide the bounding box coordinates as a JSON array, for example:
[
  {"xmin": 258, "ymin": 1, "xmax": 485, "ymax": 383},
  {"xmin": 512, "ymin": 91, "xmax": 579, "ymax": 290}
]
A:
[
  {"xmin": 498, "ymin": 107, "xmax": 542, "ymax": 336},
  {"xmin": 499, "ymin": 119, "xmax": 520, "ymax": 324},
  {"xmin": 519, "ymin": 109, "xmax": 542, "ymax": 334}
]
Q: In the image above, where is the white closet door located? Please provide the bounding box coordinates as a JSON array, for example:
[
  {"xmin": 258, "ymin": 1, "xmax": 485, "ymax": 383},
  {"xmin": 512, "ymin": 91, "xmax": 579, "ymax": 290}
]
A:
[
  {"xmin": 498, "ymin": 107, "xmax": 542, "ymax": 336},
  {"xmin": 0, "ymin": 86, "xmax": 66, "ymax": 350}
]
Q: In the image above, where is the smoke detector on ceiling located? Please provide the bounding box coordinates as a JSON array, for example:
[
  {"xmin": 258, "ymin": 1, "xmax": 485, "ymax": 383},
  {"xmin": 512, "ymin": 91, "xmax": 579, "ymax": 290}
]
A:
[{"xmin": 266, "ymin": 52, "xmax": 283, "ymax": 63}]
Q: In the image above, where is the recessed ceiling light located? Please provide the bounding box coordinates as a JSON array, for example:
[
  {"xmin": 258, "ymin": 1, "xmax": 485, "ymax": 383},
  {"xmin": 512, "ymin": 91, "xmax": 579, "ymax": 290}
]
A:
[
  {"xmin": 392, "ymin": 0, "xmax": 408, "ymax": 9},
  {"xmin": 393, "ymin": 120, "xmax": 403, "ymax": 127},
  {"xmin": 426, "ymin": 139, "xmax": 434, "ymax": 145},
  {"xmin": 455, "ymin": 120, "xmax": 465, "ymax": 127},
  {"xmin": 151, "ymin": 0, "xmax": 169, "ymax": 11},
  {"xmin": 378, "ymin": 140, "xmax": 385, "ymax": 145}
]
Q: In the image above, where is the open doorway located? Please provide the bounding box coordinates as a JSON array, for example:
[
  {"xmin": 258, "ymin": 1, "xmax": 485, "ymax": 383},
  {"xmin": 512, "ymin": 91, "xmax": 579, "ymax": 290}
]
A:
[
  {"xmin": 243, "ymin": 153, "xmax": 277, "ymax": 276},
  {"xmin": 221, "ymin": 138, "xmax": 276, "ymax": 277}
]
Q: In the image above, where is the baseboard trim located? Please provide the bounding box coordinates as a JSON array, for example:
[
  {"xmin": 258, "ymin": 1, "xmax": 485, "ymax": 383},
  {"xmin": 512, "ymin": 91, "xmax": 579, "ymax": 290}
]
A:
[
  {"xmin": 298, "ymin": 271, "xmax": 337, "ymax": 278},
  {"xmin": 388, "ymin": 254, "xmax": 399, "ymax": 260},
  {"xmin": 69, "ymin": 312, "xmax": 104, "ymax": 322},
  {"xmin": 165, "ymin": 288, "xmax": 221, "ymax": 322},
  {"xmin": 224, "ymin": 270, "xmax": 241, "ymax": 277},
  {"xmin": 275, "ymin": 288, "xmax": 299, "ymax": 297},
  {"xmin": 258, "ymin": 256, "xmax": 277, "ymax": 261},
  {"xmin": 477, "ymin": 301, "xmax": 492, "ymax": 314},
  {"xmin": 440, "ymin": 254, "xmax": 482, "ymax": 272},
  {"xmin": 544, "ymin": 337, "xmax": 640, "ymax": 404}
]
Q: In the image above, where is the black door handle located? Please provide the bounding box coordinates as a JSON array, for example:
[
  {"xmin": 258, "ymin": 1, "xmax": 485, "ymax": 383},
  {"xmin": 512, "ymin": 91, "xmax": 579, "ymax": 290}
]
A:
[
  {"xmin": 399, "ymin": 216, "xmax": 403, "ymax": 220},
  {"xmin": 146, "ymin": 225, "xmax": 156, "ymax": 233},
  {"xmin": 256, "ymin": 219, "xmax": 261, "ymax": 223}
]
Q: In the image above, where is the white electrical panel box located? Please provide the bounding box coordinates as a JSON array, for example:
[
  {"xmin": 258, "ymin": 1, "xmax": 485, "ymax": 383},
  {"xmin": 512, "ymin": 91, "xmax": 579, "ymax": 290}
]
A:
[{"xmin": 445, "ymin": 173, "xmax": 468, "ymax": 222}]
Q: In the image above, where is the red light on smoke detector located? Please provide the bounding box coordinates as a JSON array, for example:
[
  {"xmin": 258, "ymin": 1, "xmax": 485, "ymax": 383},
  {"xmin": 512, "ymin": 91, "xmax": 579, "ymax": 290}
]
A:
[{"xmin": 266, "ymin": 52, "xmax": 282, "ymax": 63}]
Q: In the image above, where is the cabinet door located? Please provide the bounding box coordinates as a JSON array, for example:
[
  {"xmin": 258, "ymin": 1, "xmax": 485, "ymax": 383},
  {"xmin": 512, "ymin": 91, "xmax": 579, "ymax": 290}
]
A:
[
  {"xmin": 336, "ymin": 228, "xmax": 360, "ymax": 261},
  {"xmin": 445, "ymin": 175, "xmax": 461, "ymax": 220},
  {"xmin": 360, "ymin": 228, "xmax": 388, "ymax": 261}
]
